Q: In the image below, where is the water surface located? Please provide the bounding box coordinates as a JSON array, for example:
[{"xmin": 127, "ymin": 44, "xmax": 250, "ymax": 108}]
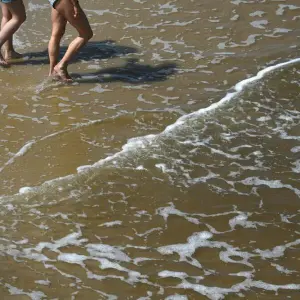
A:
[{"xmin": 0, "ymin": 0, "xmax": 300, "ymax": 299}]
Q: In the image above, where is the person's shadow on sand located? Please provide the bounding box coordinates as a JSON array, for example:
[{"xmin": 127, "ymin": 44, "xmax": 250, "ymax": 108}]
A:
[
  {"xmin": 17, "ymin": 40, "xmax": 178, "ymax": 84},
  {"xmin": 73, "ymin": 58, "xmax": 177, "ymax": 84},
  {"xmin": 17, "ymin": 40, "xmax": 137, "ymax": 63}
]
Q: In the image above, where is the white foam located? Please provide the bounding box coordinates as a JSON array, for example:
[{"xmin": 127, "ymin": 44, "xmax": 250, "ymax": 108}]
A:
[
  {"xmin": 35, "ymin": 280, "xmax": 50, "ymax": 286},
  {"xmin": 3, "ymin": 57, "xmax": 300, "ymax": 201},
  {"xmin": 19, "ymin": 186, "xmax": 35, "ymax": 194},
  {"xmin": 156, "ymin": 203, "xmax": 200, "ymax": 225},
  {"xmin": 158, "ymin": 231, "xmax": 214, "ymax": 268},
  {"xmin": 249, "ymin": 10, "xmax": 265, "ymax": 17},
  {"xmin": 58, "ymin": 253, "xmax": 87, "ymax": 265},
  {"xmin": 0, "ymin": 104, "xmax": 7, "ymax": 114},
  {"xmin": 251, "ymin": 281, "xmax": 300, "ymax": 291},
  {"xmin": 5, "ymin": 283, "xmax": 46, "ymax": 300},
  {"xmin": 77, "ymin": 165, "xmax": 93, "ymax": 172},
  {"xmin": 271, "ymin": 263, "xmax": 297, "ymax": 275},
  {"xmin": 177, "ymin": 279, "xmax": 300, "ymax": 300},
  {"xmin": 177, "ymin": 281, "xmax": 232, "ymax": 300},
  {"xmin": 134, "ymin": 227, "xmax": 162, "ymax": 237},
  {"xmin": 35, "ymin": 231, "xmax": 86, "ymax": 252},
  {"xmin": 251, "ymin": 20, "xmax": 268, "ymax": 29},
  {"xmin": 90, "ymin": 84, "xmax": 113, "ymax": 93},
  {"xmin": 99, "ymin": 221, "xmax": 123, "ymax": 227},
  {"xmin": 292, "ymin": 160, "xmax": 300, "ymax": 173},
  {"xmin": 136, "ymin": 165, "xmax": 146, "ymax": 170},
  {"xmin": 276, "ymin": 4, "xmax": 300, "ymax": 16},
  {"xmin": 219, "ymin": 248, "xmax": 253, "ymax": 268},
  {"xmin": 0, "ymin": 115, "xmax": 124, "ymax": 194},
  {"xmin": 3, "ymin": 203, "xmax": 15, "ymax": 211},
  {"xmin": 137, "ymin": 291, "xmax": 153, "ymax": 300},
  {"xmin": 291, "ymin": 146, "xmax": 300, "ymax": 153},
  {"xmin": 84, "ymin": 134, "xmax": 157, "ymax": 171},
  {"xmin": 210, "ymin": 148, "xmax": 242, "ymax": 160},
  {"xmin": 164, "ymin": 295, "xmax": 188, "ymax": 300},
  {"xmin": 86, "ymin": 243, "xmax": 131, "ymax": 262},
  {"xmin": 85, "ymin": 9, "xmax": 123, "ymax": 16},
  {"xmin": 255, "ymin": 239, "xmax": 300, "ymax": 259},
  {"xmin": 159, "ymin": 271, "xmax": 188, "ymax": 279},
  {"xmin": 0, "ymin": 140, "xmax": 35, "ymax": 173},
  {"xmin": 241, "ymin": 177, "xmax": 300, "ymax": 197},
  {"xmin": 257, "ymin": 116, "xmax": 271, "ymax": 122},
  {"xmin": 0, "ymin": 124, "xmax": 75, "ymax": 175},
  {"xmin": 188, "ymin": 171, "xmax": 218, "ymax": 185},
  {"xmin": 229, "ymin": 213, "xmax": 267, "ymax": 230},
  {"xmin": 28, "ymin": 2, "xmax": 49, "ymax": 11},
  {"xmin": 165, "ymin": 57, "xmax": 300, "ymax": 133}
]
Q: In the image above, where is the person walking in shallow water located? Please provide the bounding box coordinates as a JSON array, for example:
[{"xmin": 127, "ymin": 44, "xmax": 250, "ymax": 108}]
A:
[
  {"xmin": 0, "ymin": 0, "xmax": 26, "ymax": 66},
  {"xmin": 48, "ymin": 0, "xmax": 93, "ymax": 82}
]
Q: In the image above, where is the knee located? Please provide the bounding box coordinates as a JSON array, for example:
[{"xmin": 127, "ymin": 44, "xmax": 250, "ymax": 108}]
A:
[
  {"xmin": 2, "ymin": 10, "xmax": 12, "ymax": 21},
  {"xmin": 15, "ymin": 13, "xmax": 26, "ymax": 25},
  {"xmin": 52, "ymin": 28, "xmax": 65, "ymax": 40},
  {"xmin": 20, "ymin": 15, "xmax": 26, "ymax": 24},
  {"xmin": 2, "ymin": 16, "xmax": 10, "ymax": 23},
  {"xmin": 85, "ymin": 28, "xmax": 93, "ymax": 42}
]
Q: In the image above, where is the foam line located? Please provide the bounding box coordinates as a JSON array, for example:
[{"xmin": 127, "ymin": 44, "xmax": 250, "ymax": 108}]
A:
[
  {"xmin": 0, "ymin": 113, "xmax": 124, "ymax": 175},
  {"xmin": 80, "ymin": 57, "xmax": 300, "ymax": 172},
  {"xmin": 1, "ymin": 58, "xmax": 300, "ymax": 198},
  {"xmin": 164, "ymin": 57, "xmax": 300, "ymax": 133},
  {"xmin": 0, "ymin": 140, "xmax": 35, "ymax": 173}
]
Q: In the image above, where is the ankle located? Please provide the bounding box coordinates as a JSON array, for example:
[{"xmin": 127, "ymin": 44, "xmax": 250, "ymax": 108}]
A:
[
  {"xmin": 2, "ymin": 47, "xmax": 12, "ymax": 53},
  {"xmin": 55, "ymin": 62, "xmax": 65, "ymax": 70}
]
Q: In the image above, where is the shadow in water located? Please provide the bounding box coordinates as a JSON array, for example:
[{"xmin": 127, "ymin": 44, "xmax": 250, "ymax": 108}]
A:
[
  {"xmin": 73, "ymin": 58, "xmax": 177, "ymax": 84},
  {"xmin": 15, "ymin": 40, "xmax": 178, "ymax": 84},
  {"xmin": 15, "ymin": 40, "xmax": 138, "ymax": 65}
]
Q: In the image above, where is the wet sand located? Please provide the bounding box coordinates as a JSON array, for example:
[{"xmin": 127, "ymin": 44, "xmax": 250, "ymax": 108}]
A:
[{"xmin": 0, "ymin": 0, "xmax": 300, "ymax": 299}]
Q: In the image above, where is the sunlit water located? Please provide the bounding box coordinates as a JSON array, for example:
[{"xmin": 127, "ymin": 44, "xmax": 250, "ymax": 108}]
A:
[{"xmin": 0, "ymin": 0, "xmax": 300, "ymax": 299}]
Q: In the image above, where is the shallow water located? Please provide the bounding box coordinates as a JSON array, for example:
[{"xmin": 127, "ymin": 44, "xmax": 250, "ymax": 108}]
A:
[{"xmin": 0, "ymin": 0, "xmax": 300, "ymax": 299}]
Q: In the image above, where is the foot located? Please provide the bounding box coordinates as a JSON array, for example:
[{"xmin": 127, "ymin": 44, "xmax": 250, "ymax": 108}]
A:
[
  {"xmin": 49, "ymin": 69, "xmax": 60, "ymax": 81},
  {"xmin": 4, "ymin": 50, "xmax": 23, "ymax": 60},
  {"xmin": 0, "ymin": 53, "xmax": 9, "ymax": 67},
  {"xmin": 53, "ymin": 65, "xmax": 73, "ymax": 83}
]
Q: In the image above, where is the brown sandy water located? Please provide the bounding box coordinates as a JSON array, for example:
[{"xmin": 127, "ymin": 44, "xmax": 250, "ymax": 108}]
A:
[{"xmin": 0, "ymin": 0, "xmax": 300, "ymax": 299}]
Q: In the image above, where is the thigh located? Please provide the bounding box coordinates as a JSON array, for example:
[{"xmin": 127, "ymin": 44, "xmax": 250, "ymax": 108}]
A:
[
  {"xmin": 5, "ymin": 0, "xmax": 25, "ymax": 19},
  {"xmin": 51, "ymin": 7, "xmax": 67, "ymax": 34},
  {"xmin": 54, "ymin": 0, "xmax": 92, "ymax": 36},
  {"xmin": 1, "ymin": 3, "xmax": 12, "ymax": 19}
]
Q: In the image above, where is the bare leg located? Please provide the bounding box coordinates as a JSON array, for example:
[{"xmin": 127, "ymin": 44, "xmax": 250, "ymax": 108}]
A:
[
  {"xmin": 48, "ymin": 8, "xmax": 66, "ymax": 76},
  {"xmin": 1, "ymin": 4, "xmax": 22, "ymax": 60},
  {"xmin": 52, "ymin": 0, "xmax": 93, "ymax": 81},
  {"xmin": 0, "ymin": 0, "xmax": 26, "ymax": 66}
]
